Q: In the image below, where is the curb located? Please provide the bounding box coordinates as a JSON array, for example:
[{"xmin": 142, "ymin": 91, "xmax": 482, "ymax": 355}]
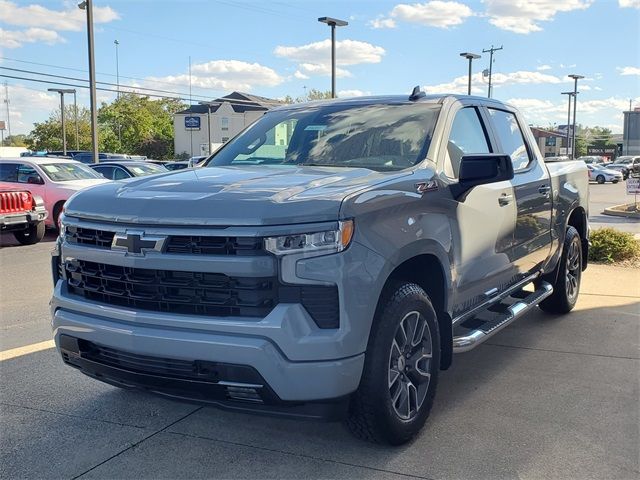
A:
[{"xmin": 602, "ymin": 204, "xmax": 640, "ymax": 219}]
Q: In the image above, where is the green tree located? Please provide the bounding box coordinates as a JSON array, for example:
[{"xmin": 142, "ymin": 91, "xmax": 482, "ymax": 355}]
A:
[
  {"xmin": 97, "ymin": 94, "xmax": 185, "ymax": 159},
  {"xmin": 26, "ymin": 106, "xmax": 93, "ymax": 151},
  {"xmin": 282, "ymin": 89, "xmax": 333, "ymax": 104},
  {"xmin": 1, "ymin": 133, "xmax": 28, "ymax": 147}
]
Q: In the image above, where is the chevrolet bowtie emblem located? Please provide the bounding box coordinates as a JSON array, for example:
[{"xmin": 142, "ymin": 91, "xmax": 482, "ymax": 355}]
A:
[{"xmin": 111, "ymin": 231, "xmax": 166, "ymax": 255}]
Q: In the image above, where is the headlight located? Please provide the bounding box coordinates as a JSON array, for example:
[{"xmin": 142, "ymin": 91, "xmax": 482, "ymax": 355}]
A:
[{"xmin": 264, "ymin": 220, "xmax": 354, "ymax": 257}]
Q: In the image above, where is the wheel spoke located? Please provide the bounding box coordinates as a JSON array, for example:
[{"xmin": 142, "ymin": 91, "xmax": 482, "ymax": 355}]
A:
[
  {"xmin": 413, "ymin": 352, "xmax": 433, "ymax": 379},
  {"xmin": 388, "ymin": 367, "xmax": 401, "ymax": 388},
  {"xmin": 390, "ymin": 339, "xmax": 402, "ymax": 361},
  {"xmin": 403, "ymin": 312, "xmax": 419, "ymax": 349},
  {"xmin": 407, "ymin": 381, "xmax": 418, "ymax": 416},
  {"xmin": 412, "ymin": 317, "xmax": 426, "ymax": 347}
]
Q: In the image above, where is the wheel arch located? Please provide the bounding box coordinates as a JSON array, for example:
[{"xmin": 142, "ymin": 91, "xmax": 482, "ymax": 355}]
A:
[{"xmin": 566, "ymin": 206, "xmax": 588, "ymax": 270}]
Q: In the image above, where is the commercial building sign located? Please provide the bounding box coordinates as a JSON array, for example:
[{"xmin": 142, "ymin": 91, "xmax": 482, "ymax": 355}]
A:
[
  {"xmin": 627, "ymin": 178, "xmax": 640, "ymax": 195},
  {"xmin": 184, "ymin": 116, "xmax": 201, "ymax": 130},
  {"xmin": 587, "ymin": 146, "xmax": 617, "ymax": 156}
]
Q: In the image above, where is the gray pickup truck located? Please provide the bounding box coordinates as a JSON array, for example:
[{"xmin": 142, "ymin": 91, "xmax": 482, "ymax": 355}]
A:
[{"xmin": 51, "ymin": 92, "xmax": 589, "ymax": 444}]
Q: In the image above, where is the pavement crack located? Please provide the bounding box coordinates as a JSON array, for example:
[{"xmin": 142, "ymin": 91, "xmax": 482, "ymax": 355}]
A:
[
  {"xmin": 484, "ymin": 342, "xmax": 640, "ymax": 360},
  {"xmin": 0, "ymin": 402, "xmax": 147, "ymax": 429},
  {"xmin": 165, "ymin": 430, "xmax": 437, "ymax": 480},
  {"xmin": 71, "ymin": 406, "xmax": 203, "ymax": 479}
]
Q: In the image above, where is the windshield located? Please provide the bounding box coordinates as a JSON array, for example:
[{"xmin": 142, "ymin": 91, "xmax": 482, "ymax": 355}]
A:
[
  {"xmin": 207, "ymin": 103, "xmax": 441, "ymax": 171},
  {"xmin": 127, "ymin": 164, "xmax": 167, "ymax": 176},
  {"xmin": 40, "ymin": 163, "xmax": 103, "ymax": 181}
]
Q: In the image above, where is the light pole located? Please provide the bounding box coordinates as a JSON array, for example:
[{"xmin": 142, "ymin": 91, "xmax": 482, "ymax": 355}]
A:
[
  {"xmin": 114, "ymin": 40, "xmax": 120, "ymax": 98},
  {"xmin": 48, "ymin": 88, "xmax": 75, "ymax": 156},
  {"xmin": 561, "ymin": 91, "xmax": 574, "ymax": 156},
  {"xmin": 568, "ymin": 74, "xmax": 584, "ymax": 159},
  {"xmin": 78, "ymin": 0, "xmax": 99, "ymax": 163},
  {"xmin": 482, "ymin": 45, "xmax": 503, "ymax": 98},
  {"xmin": 318, "ymin": 17, "xmax": 348, "ymax": 98},
  {"xmin": 460, "ymin": 52, "xmax": 481, "ymax": 95}
]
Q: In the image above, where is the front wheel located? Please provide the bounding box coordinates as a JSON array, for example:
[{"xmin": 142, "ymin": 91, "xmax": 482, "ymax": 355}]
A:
[
  {"xmin": 13, "ymin": 222, "xmax": 45, "ymax": 245},
  {"xmin": 346, "ymin": 282, "xmax": 440, "ymax": 445},
  {"xmin": 596, "ymin": 175, "xmax": 605, "ymax": 184},
  {"xmin": 539, "ymin": 226, "xmax": 582, "ymax": 314}
]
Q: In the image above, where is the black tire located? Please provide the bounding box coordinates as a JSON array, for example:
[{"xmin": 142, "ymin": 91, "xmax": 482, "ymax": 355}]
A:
[
  {"xmin": 612, "ymin": 179, "xmax": 619, "ymax": 184},
  {"xmin": 53, "ymin": 202, "xmax": 64, "ymax": 232},
  {"xmin": 13, "ymin": 221, "xmax": 45, "ymax": 245},
  {"xmin": 596, "ymin": 175, "xmax": 605, "ymax": 184},
  {"xmin": 539, "ymin": 226, "xmax": 582, "ymax": 314},
  {"xmin": 346, "ymin": 282, "xmax": 440, "ymax": 445}
]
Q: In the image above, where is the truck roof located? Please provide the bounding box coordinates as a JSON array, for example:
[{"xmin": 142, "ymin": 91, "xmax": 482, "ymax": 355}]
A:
[{"xmin": 0, "ymin": 156, "xmax": 79, "ymax": 164}]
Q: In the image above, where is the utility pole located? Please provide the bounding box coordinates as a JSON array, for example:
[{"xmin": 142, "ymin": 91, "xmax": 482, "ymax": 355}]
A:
[
  {"xmin": 48, "ymin": 88, "xmax": 75, "ymax": 156},
  {"xmin": 482, "ymin": 45, "xmax": 503, "ymax": 98},
  {"xmin": 3, "ymin": 82, "xmax": 11, "ymax": 139},
  {"xmin": 568, "ymin": 74, "xmax": 584, "ymax": 159},
  {"xmin": 79, "ymin": 0, "xmax": 99, "ymax": 163},
  {"xmin": 561, "ymin": 91, "xmax": 574, "ymax": 156},
  {"xmin": 72, "ymin": 90, "xmax": 79, "ymax": 151},
  {"xmin": 114, "ymin": 40, "xmax": 120, "ymax": 98}
]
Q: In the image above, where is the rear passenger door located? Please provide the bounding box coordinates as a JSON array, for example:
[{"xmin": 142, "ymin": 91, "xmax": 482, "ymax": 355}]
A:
[{"xmin": 487, "ymin": 108, "xmax": 552, "ymax": 277}]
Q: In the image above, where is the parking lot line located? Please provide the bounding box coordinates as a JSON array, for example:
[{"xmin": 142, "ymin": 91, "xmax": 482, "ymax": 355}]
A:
[{"xmin": 0, "ymin": 339, "xmax": 55, "ymax": 362}]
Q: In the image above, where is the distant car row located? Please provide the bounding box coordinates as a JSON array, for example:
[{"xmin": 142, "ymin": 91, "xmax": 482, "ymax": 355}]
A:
[{"xmin": 545, "ymin": 154, "xmax": 639, "ymax": 183}]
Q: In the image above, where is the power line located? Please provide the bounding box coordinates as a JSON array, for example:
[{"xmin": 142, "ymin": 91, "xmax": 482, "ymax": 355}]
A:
[
  {"xmin": 0, "ymin": 56, "xmax": 219, "ymax": 97},
  {"xmin": 0, "ymin": 66, "xmax": 212, "ymax": 100},
  {"xmin": 0, "ymin": 74, "xmax": 196, "ymax": 102}
]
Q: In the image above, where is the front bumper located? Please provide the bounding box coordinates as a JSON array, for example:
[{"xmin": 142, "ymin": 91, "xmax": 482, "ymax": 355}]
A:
[{"xmin": 0, "ymin": 209, "xmax": 46, "ymax": 231}]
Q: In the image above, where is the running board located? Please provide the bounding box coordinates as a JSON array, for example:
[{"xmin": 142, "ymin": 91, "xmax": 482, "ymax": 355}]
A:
[{"xmin": 452, "ymin": 282, "xmax": 553, "ymax": 353}]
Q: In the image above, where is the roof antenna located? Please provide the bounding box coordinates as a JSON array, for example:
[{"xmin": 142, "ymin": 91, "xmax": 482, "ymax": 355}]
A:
[{"xmin": 409, "ymin": 85, "xmax": 425, "ymax": 101}]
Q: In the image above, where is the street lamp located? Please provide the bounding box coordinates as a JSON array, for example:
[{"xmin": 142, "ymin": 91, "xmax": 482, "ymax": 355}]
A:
[
  {"xmin": 568, "ymin": 74, "xmax": 584, "ymax": 159},
  {"xmin": 114, "ymin": 39, "xmax": 120, "ymax": 98},
  {"xmin": 561, "ymin": 91, "xmax": 575, "ymax": 156},
  {"xmin": 78, "ymin": 0, "xmax": 99, "ymax": 163},
  {"xmin": 318, "ymin": 16, "xmax": 348, "ymax": 99},
  {"xmin": 198, "ymin": 101, "xmax": 216, "ymax": 155},
  {"xmin": 48, "ymin": 88, "xmax": 76, "ymax": 156},
  {"xmin": 460, "ymin": 52, "xmax": 481, "ymax": 95}
]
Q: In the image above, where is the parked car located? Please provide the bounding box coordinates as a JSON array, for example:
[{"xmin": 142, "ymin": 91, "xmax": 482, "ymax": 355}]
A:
[
  {"xmin": 52, "ymin": 93, "xmax": 589, "ymax": 445},
  {"xmin": 586, "ymin": 163, "xmax": 623, "ymax": 184},
  {"xmin": 578, "ymin": 155, "xmax": 607, "ymax": 165},
  {"xmin": 0, "ymin": 158, "xmax": 108, "ymax": 229},
  {"xmin": 164, "ymin": 161, "xmax": 190, "ymax": 171},
  {"xmin": 73, "ymin": 153, "xmax": 130, "ymax": 164},
  {"xmin": 604, "ymin": 163, "xmax": 630, "ymax": 180},
  {"xmin": 0, "ymin": 189, "xmax": 48, "ymax": 244},
  {"xmin": 90, "ymin": 161, "xmax": 168, "ymax": 180},
  {"xmin": 613, "ymin": 155, "xmax": 640, "ymax": 176}
]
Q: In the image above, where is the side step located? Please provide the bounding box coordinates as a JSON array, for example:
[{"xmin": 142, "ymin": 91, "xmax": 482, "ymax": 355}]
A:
[{"xmin": 452, "ymin": 282, "xmax": 553, "ymax": 353}]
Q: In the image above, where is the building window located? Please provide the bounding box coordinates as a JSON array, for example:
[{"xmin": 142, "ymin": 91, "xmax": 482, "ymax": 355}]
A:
[
  {"xmin": 221, "ymin": 117, "xmax": 229, "ymax": 131},
  {"xmin": 545, "ymin": 136, "xmax": 556, "ymax": 147}
]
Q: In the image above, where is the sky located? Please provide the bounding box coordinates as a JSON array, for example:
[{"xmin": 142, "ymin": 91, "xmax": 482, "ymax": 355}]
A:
[{"xmin": 1, "ymin": 0, "xmax": 639, "ymax": 136}]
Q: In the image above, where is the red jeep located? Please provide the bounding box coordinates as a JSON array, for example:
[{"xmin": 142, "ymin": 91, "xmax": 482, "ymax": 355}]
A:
[{"xmin": 0, "ymin": 190, "xmax": 48, "ymax": 245}]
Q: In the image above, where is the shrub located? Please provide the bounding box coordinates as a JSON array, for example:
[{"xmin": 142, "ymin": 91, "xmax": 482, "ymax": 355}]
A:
[{"xmin": 588, "ymin": 228, "xmax": 640, "ymax": 263}]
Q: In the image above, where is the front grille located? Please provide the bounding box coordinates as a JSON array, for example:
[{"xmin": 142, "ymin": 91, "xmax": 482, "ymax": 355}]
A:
[
  {"xmin": 65, "ymin": 226, "xmax": 264, "ymax": 255},
  {"xmin": 66, "ymin": 260, "xmax": 277, "ymax": 317},
  {"xmin": 64, "ymin": 260, "xmax": 340, "ymax": 328}
]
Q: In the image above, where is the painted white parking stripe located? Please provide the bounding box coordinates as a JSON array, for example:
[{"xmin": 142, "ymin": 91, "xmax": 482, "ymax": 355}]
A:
[{"xmin": 0, "ymin": 340, "xmax": 55, "ymax": 362}]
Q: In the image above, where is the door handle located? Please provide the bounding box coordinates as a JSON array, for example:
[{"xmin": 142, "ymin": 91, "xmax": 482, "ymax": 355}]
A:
[
  {"xmin": 498, "ymin": 194, "xmax": 513, "ymax": 206},
  {"xmin": 538, "ymin": 184, "xmax": 551, "ymax": 196}
]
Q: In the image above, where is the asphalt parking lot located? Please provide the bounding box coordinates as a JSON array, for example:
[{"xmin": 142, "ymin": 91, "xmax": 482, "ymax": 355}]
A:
[
  {"xmin": 1, "ymin": 178, "xmax": 639, "ymax": 479},
  {"xmin": 588, "ymin": 179, "xmax": 640, "ymax": 235}
]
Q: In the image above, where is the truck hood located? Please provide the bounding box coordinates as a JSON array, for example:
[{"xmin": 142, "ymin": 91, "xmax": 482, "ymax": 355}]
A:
[{"xmin": 64, "ymin": 165, "xmax": 410, "ymax": 226}]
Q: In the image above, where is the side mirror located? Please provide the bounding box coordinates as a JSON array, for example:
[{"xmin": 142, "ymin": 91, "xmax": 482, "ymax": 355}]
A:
[
  {"xmin": 451, "ymin": 154, "xmax": 514, "ymax": 201},
  {"xmin": 27, "ymin": 175, "xmax": 44, "ymax": 185}
]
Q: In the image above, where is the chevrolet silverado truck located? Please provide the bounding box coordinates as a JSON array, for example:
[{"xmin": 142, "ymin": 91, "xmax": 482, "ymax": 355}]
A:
[
  {"xmin": 51, "ymin": 93, "xmax": 589, "ymax": 444},
  {"xmin": 1, "ymin": 189, "xmax": 47, "ymax": 244}
]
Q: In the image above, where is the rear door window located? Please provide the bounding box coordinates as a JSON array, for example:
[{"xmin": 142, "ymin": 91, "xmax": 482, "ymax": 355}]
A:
[
  {"xmin": 488, "ymin": 109, "xmax": 532, "ymax": 171},
  {"xmin": 0, "ymin": 163, "xmax": 19, "ymax": 182}
]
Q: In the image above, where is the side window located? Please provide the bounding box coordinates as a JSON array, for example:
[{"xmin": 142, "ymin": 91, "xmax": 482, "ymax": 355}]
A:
[
  {"xmin": 17, "ymin": 165, "xmax": 43, "ymax": 184},
  {"xmin": 93, "ymin": 166, "xmax": 113, "ymax": 179},
  {"xmin": 113, "ymin": 167, "xmax": 130, "ymax": 180},
  {"xmin": 488, "ymin": 109, "xmax": 531, "ymax": 171},
  {"xmin": 0, "ymin": 163, "xmax": 19, "ymax": 182},
  {"xmin": 444, "ymin": 107, "xmax": 491, "ymax": 178}
]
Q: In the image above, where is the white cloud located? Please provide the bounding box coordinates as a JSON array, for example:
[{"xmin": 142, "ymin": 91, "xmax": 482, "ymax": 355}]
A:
[
  {"xmin": 389, "ymin": 1, "xmax": 474, "ymax": 28},
  {"xmin": 619, "ymin": 0, "xmax": 640, "ymax": 8},
  {"xmin": 485, "ymin": 0, "xmax": 592, "ymax": 34},
  {"xmin": 424, "ymin": 70, "xmax": 569, "ymax": 94},
  {"xmin": 2, "ymin": 83, "xmax": 59, "ymax": 132},
  {"xmin": 618, "ymin": 66, "xmax": 640, "ymax": 76},
  {"xmin": 338, "ymin": 89, "xmax": 372, "ymax": 97},
  {"xmin": 274, "ymin": 39, "xmax": 385, "ymax": 78},
  {"xmin": 537, "ymin": 64, "xmax": 552, "ymax": 71},
  {"xmin": 0, "ymin": 1, "xmax": 119, "ymax": 32},
  {"xmin": 293, "ymin": 70, "xmax": 310, "ymax": 80},
  {"xmin": 147, "ymin": 60, "xmax": 284, "ymax": 92},
  {"xmin": 368, "ymin": 17, "xmax": 397, "ymax": 29},
  {"xmin": 0, "ymin": 27, "xmax": 65, "ymax": 48}
]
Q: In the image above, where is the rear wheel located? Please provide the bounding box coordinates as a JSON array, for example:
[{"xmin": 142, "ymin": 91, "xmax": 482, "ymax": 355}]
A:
[
  {"xmin": 596, "ymin": 175, "xmax": 605, "ymax": 184},
  {"xmin": 539, "ymin": 226, "xmax": 582, "ymax": 314},
  {"xmin": 13, "ymin": 222, "xmax": 45, "ymax": 245},
  {"xmin": 346, "ymin": 282, "xmax": 440, "ymax": 445}
]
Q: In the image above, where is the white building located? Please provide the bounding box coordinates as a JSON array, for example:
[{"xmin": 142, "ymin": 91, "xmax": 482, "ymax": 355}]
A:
[{"xmin": 173, "ymin": 91, "xmax": 283, "ymax": 157}]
